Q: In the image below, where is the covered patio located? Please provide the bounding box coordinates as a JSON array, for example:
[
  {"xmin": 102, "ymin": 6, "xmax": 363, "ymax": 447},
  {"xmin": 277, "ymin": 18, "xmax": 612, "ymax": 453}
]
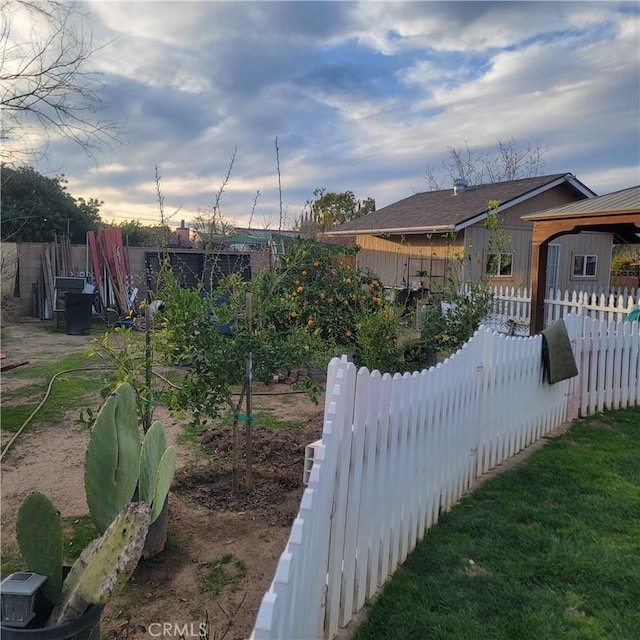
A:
[{"xmin": 522, "ymin": 186, "xmax": 640, "ymax": 334}]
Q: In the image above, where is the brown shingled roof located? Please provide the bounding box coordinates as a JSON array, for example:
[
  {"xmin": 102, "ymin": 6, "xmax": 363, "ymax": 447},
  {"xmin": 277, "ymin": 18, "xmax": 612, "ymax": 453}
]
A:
[{"xmin": 327, "ymin": 173, "xmax": 595, "ymax": 236}]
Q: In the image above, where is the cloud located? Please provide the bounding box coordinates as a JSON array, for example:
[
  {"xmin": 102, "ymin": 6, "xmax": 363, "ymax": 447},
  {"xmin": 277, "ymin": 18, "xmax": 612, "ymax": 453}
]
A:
[{"xmin": 14, "ymin": 1, "xmax": 637, "ymax": 228}]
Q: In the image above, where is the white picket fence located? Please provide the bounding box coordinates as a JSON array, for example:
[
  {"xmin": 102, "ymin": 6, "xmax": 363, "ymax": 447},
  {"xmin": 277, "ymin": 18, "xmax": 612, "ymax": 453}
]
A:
[
  {"xmin": 482, "ymin": 286, "xmax": 639, "ymax": 335},
  {"xmin": 251, "ymin": 314, "xmax": 639, "ymax": 640},
  {"xmin": 544, "ymin": 288, "xmax": 639, "ymax": 325},
  {"xmin": 565, "ymin": 314, "xmax": 640, "ymax": 418}
]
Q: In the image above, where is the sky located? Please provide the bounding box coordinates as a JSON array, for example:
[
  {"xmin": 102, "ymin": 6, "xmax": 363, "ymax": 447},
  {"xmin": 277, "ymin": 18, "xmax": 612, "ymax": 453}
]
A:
[{"xmin": 10, "ymin": 0, "xmax": 640, "ymax": 230}]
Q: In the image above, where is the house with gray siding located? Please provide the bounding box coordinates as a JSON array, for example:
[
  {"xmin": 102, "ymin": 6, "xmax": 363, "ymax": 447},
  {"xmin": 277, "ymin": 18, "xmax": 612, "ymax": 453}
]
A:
[{"xmin": 326, "ymin": 173, "xmax": 615, "ymax": 297}]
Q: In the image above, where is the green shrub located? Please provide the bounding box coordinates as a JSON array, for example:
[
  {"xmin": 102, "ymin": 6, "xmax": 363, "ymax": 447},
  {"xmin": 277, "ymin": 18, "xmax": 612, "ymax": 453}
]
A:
[
  {"xmin": 352, "ymin": 307, "xmax": 403, "ymax": 373},
  {"xmin": 255, "ymin": 238, "xmax": 390, "ymax": 358}
]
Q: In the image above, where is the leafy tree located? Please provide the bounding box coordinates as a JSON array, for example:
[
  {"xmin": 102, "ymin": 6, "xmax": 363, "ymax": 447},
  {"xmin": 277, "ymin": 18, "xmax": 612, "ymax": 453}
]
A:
[
  {"xmin": 298, "ymin": 188, "xmax": 375, "ymax": 234},
  {"xmin": 426, "ymin": 137, "xmax": 548, "ymax": 190},
  {"xmin": 151, "ymin": 238, "xmax": 404, "ymax": 491},
  {"xmin": 0, "ymin": 164, "xmax": 102, "ymax": 242},
  {"xmin": 359, "ymin": 197, "xmax": 376, "ymax": 216},
  {"xmin": 611, "ymin": 245, "xmax": 640, "ymax": 272},
  {"xmin": 154, "ymin": 266, "xmax": 328, "ymax": 493},
  {"xmin": 1, "ymin": 0, "xmax": 122, "ymax": 163},
  {"xmin": 102, "ymin": 219, "xmax": 164, "ymax": 247},
  {"xmin": 254, "ymin": 238, "xmax": 398, "ymax": 368}
]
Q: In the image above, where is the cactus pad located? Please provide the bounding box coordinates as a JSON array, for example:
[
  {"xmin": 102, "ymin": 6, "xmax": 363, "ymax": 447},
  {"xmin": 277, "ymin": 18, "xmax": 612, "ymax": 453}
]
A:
[
  {"xmin": 150, "ymin": 446, "xmax": 176, "ymax": 522},
  {"xmin": 139, "ymin": 420, "xmax": 176, "ymax": 523},
  {"xmin": 54, "ymin": 501, "xmax": 151, "ymax": 624},
  {"xmin": 16, "ymin": 492, "xmax": 63, "ymax": 605},
  {"xmin": 85, "ymin": 383, "xmax": 141, "ymax": 533},
  {"xmin": 138, "ymin": 420, "xmax": 166, "ymax": 505}
]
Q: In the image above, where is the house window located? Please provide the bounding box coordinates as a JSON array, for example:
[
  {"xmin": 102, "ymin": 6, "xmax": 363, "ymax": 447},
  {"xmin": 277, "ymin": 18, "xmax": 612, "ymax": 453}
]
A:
[
  {"xmin": 573, "ymin": 254, "xmax": 597, "ymax": 278},
  {"xmin": 546, "ymin": 243, "xmax": 560, "ymax": 298},
  {"xmin": 486, "ymin": 253, "xmax": 513, "ymax": 277}
]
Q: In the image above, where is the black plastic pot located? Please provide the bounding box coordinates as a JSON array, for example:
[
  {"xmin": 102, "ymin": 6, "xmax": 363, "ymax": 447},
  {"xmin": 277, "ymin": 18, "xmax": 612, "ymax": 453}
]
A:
[
  {"xmin": 129, "ymin": 490, "xmax": 169, "ymax": 560},
  {"xmin": 0, "ymin": 603, "xmax": 103, "ymax": 640},
  {"xmin": 1, "ymin": 567, "xmax": 103, "ymax": 640},
  {"xmin": 142, "ymin": 495, "xmax": 169, "ymax": 560}
]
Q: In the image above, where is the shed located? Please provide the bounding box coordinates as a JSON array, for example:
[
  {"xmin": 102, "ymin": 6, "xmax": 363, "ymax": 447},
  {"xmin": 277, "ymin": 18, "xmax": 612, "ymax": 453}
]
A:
[{"xmin": 326, "ymin": 174, "xmax": 605, "ymax": 296}]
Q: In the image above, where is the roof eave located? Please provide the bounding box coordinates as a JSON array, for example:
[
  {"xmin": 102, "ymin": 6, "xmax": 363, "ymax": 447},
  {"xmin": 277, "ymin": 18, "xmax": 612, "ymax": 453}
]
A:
[
  {"xmin": 522, "ymin": 207, "xmax": 640, "ymax": 221},
  {"xmin": 326, "ymin": 224, "xmax": 455, "ymax": 236},
  {"xmin": 456, "ymin": 173, "xmax": 596, "ymax": 231},
  {"xmin": 328, "ymin": 173, "xmax": 597, "ymax": 236}
]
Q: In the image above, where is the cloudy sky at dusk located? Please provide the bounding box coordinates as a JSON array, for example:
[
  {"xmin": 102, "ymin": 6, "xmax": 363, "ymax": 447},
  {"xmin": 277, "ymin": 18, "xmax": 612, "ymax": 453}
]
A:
[{"xmin": 16, "ymin": 1, "xmax": 640, "ymax": 230}]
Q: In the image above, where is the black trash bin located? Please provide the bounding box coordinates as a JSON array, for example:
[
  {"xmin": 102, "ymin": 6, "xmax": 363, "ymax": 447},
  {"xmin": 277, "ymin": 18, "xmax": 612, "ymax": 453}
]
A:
[{"xmin": 64, "ymin": 293, "xmax": 93, "ymax": 335}]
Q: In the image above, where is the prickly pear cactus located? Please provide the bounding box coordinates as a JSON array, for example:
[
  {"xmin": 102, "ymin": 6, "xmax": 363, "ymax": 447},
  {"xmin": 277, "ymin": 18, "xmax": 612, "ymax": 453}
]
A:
[
  {"xmin": 53, "ymin": 501, "xmax": 151, "ymax": 625},
  {"xmin": 138, "ymin": 421, "xmax": 165, "ymax": 505},
  {"xmin": 85, "ymin": 383, "xmax": 141, "ymax": 533},
  {"xmin": 139, "ymin": 421, "xmax": 176, "ymax": 523},
  {"xmin": 16, "ymin": 492, "xmax": 63, "ymax": 605},
  {"xmin": 150, "ymin": 446, "xmax": 176, "ymax": 522}
]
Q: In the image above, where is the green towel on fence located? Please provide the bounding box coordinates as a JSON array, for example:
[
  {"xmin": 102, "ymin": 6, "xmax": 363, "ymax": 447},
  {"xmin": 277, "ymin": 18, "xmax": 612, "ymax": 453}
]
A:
[{"xmin": 541, "ymin": 319, "xmax": 579, "ymax": 385}]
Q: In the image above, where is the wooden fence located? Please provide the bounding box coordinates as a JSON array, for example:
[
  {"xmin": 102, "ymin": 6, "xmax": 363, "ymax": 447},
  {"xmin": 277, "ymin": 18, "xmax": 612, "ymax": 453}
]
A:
[
  {"xmin": 481, "ymin": 286, "xmax": 639, "ymax": 335},
  {"xmin": 250, "ymin": 314, "xmax": 639, "ymax": 640}
]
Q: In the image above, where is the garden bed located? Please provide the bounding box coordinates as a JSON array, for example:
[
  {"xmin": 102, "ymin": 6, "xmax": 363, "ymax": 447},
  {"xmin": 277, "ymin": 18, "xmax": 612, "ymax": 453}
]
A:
[{"xmin": 0, "ymin": 321, "xmax": 323, "ymax": 640}]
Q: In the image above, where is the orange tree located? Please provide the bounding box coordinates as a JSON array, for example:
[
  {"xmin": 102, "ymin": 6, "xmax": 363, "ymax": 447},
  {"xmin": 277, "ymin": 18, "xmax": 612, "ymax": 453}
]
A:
[
  {"xmin": 252, "ymin": 238, "xmax": 402, "ymax": 372},
  {"xmin": 153, "ymin": 263, "xmax": 327, "ymax": 493},
  {"xmin": 153, "ymin": 239, "xmax": 404, "ymax": 493}
]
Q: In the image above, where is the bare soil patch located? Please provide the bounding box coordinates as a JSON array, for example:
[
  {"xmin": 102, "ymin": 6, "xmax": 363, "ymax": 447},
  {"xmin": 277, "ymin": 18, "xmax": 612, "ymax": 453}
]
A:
[{"xmin": 1, "ymin": 321, "xmax": 324, "ymax": 640}]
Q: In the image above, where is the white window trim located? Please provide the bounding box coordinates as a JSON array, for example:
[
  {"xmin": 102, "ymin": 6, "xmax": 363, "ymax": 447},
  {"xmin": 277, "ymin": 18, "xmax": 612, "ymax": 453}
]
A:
[
  {"xmin": 572, "ymin": 253, "xmax": 598, "ymax": 279},
  {"xmin": 486, "ymin": 252, "xmax": 514, "ymax": 277},
  {"xmin": 546, "ymin": 243, "xmax": 561, "ymax": 298}
]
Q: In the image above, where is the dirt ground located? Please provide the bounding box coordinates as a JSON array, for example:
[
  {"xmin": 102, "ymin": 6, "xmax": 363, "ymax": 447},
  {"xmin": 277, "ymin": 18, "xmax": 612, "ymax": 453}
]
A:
[{"xmin": 1, "ymin": 321, "xmax": 324, "ymax": 640}]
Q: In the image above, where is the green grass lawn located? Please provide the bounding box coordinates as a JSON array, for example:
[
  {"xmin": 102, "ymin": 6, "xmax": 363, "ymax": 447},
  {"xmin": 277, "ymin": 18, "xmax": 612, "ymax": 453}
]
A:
[
  {"xmin": 354, "ymin": 406, "xmax": 640, "ymax": 640},
  {"xmin": 0, "ymin": 351, "xmax": 114, "ymax": 433}
]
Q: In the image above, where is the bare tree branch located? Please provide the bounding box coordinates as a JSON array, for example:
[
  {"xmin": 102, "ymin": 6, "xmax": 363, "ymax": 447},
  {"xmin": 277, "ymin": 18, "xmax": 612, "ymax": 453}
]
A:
[
  {"xmin": 191, "ymin": 150, "xmax": 238, "ymax": 249},
  {"xmin": 0, "ymin": 0, "xmax": 124, "ymax": 163},
  {"xmin": 425, "ymin": 137, "xmax": 549, "ymax": 189},
  {"xmin": 153, "ymin": 165, "xmax": 182, "ymax": 247},
  {"xmin": 247, "ymin": 190, "xmax": 260, "ymax": 230},
  {"xmin": 212, "ymin": 146, "xmax": 237, "ymax": 215}
]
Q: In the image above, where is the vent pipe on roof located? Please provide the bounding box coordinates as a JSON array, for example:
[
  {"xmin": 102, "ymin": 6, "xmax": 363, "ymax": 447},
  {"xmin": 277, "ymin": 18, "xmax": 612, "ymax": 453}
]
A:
[{"xmin": 453, "ymin": 178, "xmax": 468, "ymax": 195}]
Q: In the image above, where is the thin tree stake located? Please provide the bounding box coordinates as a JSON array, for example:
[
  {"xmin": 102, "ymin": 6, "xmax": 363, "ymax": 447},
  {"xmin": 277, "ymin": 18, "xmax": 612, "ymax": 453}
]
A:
[{"xmin": 245, "ymin": 292, "xmax": 253, "ymax": 491}]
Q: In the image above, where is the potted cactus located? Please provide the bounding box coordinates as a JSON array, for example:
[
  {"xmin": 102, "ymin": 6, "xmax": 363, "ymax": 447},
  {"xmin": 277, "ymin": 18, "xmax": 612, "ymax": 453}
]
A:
[
  {"xmin": 1, "ymin": 495, "xmax": 150, "ymax": 638},
  {"xmin": 0, "ymin": 383, "xmax": 176, "ymax": 637},
  {"xmin": 84, "ymin": 382, "xmax": 176, "ymax": 558}
]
